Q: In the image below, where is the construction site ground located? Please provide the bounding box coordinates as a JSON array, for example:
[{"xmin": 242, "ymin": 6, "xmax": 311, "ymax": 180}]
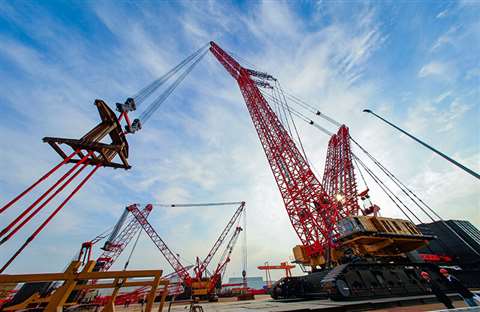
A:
[{"xmin": 114, "ymin": 294, "xmax": 478, "ymax": 312}]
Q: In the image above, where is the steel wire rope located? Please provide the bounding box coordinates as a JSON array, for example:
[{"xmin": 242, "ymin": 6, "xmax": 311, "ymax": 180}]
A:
[
  {"xmin": 267, "ymin": 87, "xmax": 283, "ymax": 125},
  {"xmin": 261, "ymin": 90, "xmax": 333, "ymax": 136},
  {"xmin": 138, "ymin": 201, "xmax": 243, "ymax": 208},
  {"xmin": 352, "ymin": 138, "xmax": 480, "ymax": 256},
  {"xmin": 132, "ymin": 43, "xmax": 209, "ymax": 106},
  {"xmin": 260, "ymin": 90, "xmax": 330, "ymax": 178},
  {"xmin": 241, "ymin": 207, "xmax": 247, "ymax": 284},
  {"xmin": 225, "ymin": 49, "xmax": 259, "ymax": 71},
  {"xmin": 352, "ymin": 154, "xmax": 369, "ymax": 192},
  {"xmin": 123, "ymin": 230, "xmax": 142, "ymax": 270},
  {"xmin": 139, "ymin": 49, "xmax": 209, "ymax": 124},
  {"xmin": 349, "ymin": 137, "xmax": 437, "ymax": 221},
  {"xmin": 272, "ymin": 81, "xmax": 293, "ymax": 136},
  {"xmin": 352, "ymin": 155, "xmax": 420, "ymax": 224},
  {"xmin": 273, "ymin": 101, "xmax": 423, "ymax": 223},
  {"xmin": 277, "ymin": 82, "xmax": 310, "ymax": 166},
  {"xmin": 283, "ymin": 91, "xmax": 342, "ymax": 128}
]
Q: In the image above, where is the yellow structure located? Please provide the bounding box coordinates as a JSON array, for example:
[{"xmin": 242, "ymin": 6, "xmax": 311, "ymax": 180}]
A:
[
  {"xmin": 293, "ymin": 216, "xmax": 431, "ymax": 267},
  {"xmin": 0, "ymin": 260, "xmax": 169, "ymax": 312}
]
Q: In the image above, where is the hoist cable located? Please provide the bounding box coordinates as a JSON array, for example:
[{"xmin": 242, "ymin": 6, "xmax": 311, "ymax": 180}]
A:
[
  {"xmin": 352, "ymin": 154, "xmax": 369, "ymax": 192},
  {"xmin": 123, "ymin": 229, "xmax": 142, "ymax": 270},
  {"xmin": 261, "ymin": 90, "xmax": 333, "ymax": 136},
  {"xmin": 350, "ymin": 137, "xmax": 437, "ymax": 222},
  {"xmin": 352, "ymin": 155, "xmax": 420, "ymax": 224},
  {"xmin": 272, "ymin": 82, "xmax": 292, "ymax": 136},
  {"xmin": 133, "ymin": 43, "xmax": 209, "ymax": 105},
  {"xmin": 89, "ymin": 225, "xmax": 114, "ymax": 245},
  {"xmin": 269, "ymin": 88, "xmax": 282, "ymax": 122},
  {"xmin": 140, "ymin": 201, "xmax": 244, "ymax": 208},
  {"xmin": 242, "ymin": 207, "xmax": 247, "ymax": 281},
  {"xmin": 277, "ymin": 82, "xmax": 310, "ymax": 165},
  {"xmin": 284, "ymin": 92, "xmax": 342, "ymax": 128},
  {"xmin": 139, "ymin": 49, "xmax": 208, "ymax": 124},
  {"xmin": 225, "ymin": 49, "xmax": 259, "ymax": 71}
]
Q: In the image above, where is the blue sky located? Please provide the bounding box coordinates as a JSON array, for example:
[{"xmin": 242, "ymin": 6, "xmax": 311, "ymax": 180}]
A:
[{"xmin": 0, "ymin": 1, "xmax": 478, "ymax": 280}]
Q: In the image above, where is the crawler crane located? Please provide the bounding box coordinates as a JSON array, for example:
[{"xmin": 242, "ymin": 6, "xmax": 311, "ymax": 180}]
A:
[
  {"xmin": 209, "ymin": 41, "xmax": 445, "ymax": 300},
  {"xmin": 127, "ymin": 202, "xmax": 246, "ymax": 300}
]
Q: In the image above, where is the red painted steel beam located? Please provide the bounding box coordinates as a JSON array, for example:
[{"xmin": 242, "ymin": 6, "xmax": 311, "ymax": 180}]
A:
[
  {"xmin": 0, "ymin": 151, "xmax": 94, "ymax": 243},
  {"xmin": 0, "ymin": 164, "xmax": 101, "ymax": 273},
  {"xmin": 0, "ymin": 149, "xmax": 81, "ymax": 214}
]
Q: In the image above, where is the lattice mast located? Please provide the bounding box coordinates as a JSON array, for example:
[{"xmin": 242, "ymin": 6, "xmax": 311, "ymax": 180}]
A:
[
  {"xmin": 322, "ymin": 125, "xmax": 360, "ymax": 218},
  {"xmin": 208, "ymin": 226, "xmax": 243, "ymax": 293},
  {"xmin": 127, "ymin": 204, "xmax": 192, "ymax": 286},
  {"xmin": 209, "ymin": 42, "xmax": 342, "ymax": 258},
  {"xmin": 194, "ymin": 201, "xmax": 245, "ymax": 279},
  {"xmin": 94, "ymin": 204, "xmax": 153, "ymax": 272}
]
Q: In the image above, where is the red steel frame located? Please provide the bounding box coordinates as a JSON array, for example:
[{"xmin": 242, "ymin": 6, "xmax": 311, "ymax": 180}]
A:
[
  {"xmin": 194, "ymin": 202, "xmax": 245, "ymax": 279},
  {"xmin": 207, "ymin": 226, "xmax": 243, "ymax": 294},
  {"xmin": 95, "ymin": 204, "xmax": 154, "ymax": 272},
  {"xmin": 322, "ymin": 125, "xmax": 360, "ymax": 218},
  {"xmin": 127, "ymin": 204, "xmax": 193, "ymax": 286},
  {"xmin": 210, "ymin": 41, "xmax": 342, "ymax": 257},
  {"xmin": 0, "ymin": 107, "xmax": 135, "ymax": 273}
]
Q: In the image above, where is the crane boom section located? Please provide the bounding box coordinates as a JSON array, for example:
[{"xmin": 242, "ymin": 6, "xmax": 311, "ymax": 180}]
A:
[
  {"xmin": 195, "ymin": 202, "xmax": 245, "ymax": 279},
  {"xmin": 322, "ymin": 125, "xmax": 360, "ymax": 218},
  {"xmin": 209, "ymin": 226, "xmax": 243, "ymax": 293},
  {"xmin": 209, "ymin": 42, "xmax": 339, "ymax": 256},
  {"xmin": 127, "ymin": 204, "xmax": 192, "ymax": 285},
  {"xmin": 96, "ymin": 204, "xmax": 153, "ymax": 272}
]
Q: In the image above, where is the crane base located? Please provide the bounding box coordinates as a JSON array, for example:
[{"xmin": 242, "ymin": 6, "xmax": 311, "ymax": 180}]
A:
[{"xmin": 270, "ymin": 262, "xmax": 450, "ymax": 301}]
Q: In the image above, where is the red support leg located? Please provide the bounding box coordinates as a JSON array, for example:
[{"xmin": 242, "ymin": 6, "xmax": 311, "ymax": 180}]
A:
[
  {"xmin": 0, "ymin": 163, "xmax": 89, "ymax": 245},
  {"xmin": 0, "ymin": 164, "xmax": 101, "ymax": 273},
  {"xmin": 0, "ymin": 149, "xmax": 80, "ymax": 213},
  {"xmin": 0, "ymin": 151, "xmax": 93, "ymax": 240}
]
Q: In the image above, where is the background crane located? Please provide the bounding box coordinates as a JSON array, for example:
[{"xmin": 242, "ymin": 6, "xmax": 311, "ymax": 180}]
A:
[{"xmin": 127, "ymin": 202, "xmax": 246, "ymax": 299}]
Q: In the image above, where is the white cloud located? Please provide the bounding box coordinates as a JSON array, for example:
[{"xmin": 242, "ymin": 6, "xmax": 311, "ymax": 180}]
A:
[
  {"xmin": 418, "ymin": 61, "xmax": 452, "ymax": 78},
  {"xmin": 436, "ymin": 9, "xmax": 449, "ymax": 19}
]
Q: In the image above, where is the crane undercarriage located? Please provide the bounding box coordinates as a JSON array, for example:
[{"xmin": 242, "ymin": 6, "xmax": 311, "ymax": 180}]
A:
[
  {"xmin": 270, "ymin": 261, "xmax": 445, "ymax": 300},
  {"xmin": 271, "ymin": 215, "xmax": 441, "ymax": 300}
]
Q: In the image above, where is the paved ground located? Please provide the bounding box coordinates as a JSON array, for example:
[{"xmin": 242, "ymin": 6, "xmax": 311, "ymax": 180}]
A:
[{"xmin": 114, "ymin": 294, "xmax": 478, "ymax": 312}]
